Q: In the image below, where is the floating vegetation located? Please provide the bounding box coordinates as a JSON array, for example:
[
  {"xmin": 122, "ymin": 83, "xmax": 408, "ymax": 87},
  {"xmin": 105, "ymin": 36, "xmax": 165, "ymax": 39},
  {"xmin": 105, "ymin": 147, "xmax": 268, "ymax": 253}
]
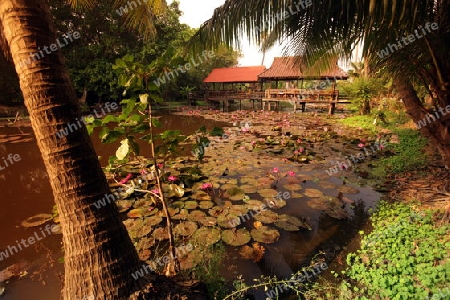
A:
[
  {"xmin": 304, "ymin": 188, "xmax": 324, "ymax": 198},
  {"xmin": 192, "ymin": 227, "xmax": 221, "ymax": 246},
  {"xmin": 338, "ymin": 185, "xmax": 360, "ymax": 194},
  {"xmin": 250, "ymin": 226, "xmax": 280, "ymax": 244},
  {"xmin": 222, "ymin": 228, "xmax": 251, "ymax": 246},
  {"xmin": 152, "ymin": 227, "xmax": 169, "ymax": 240},
  {"xmin": 254, "ymin": 210, "xmax": 279, "ymax": 224},
  {"xmin": 186, "ymin": 210, "xmax": 206, "ymax": 222},
  {"xmin": 174, "ymin": 221, "xmax": 197, "ymax": 236},
  {"xmin": 239, "ymin": 242, "xmax": 265, "ymax": 262},
  {"xmin": 116, "ymin": 200, "xmax": 132, "ymax": 213},
  {"xmin": 21, "ymin": 213, "xmax": 53, "ymax": 228}
]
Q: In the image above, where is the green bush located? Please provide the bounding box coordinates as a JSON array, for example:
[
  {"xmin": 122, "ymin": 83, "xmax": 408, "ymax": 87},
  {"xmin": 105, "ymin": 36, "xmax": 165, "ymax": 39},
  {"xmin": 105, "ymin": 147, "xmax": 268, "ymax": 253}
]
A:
[{"xmin": 341, "ymin": 202, "xmax": 450, "ymax": 299}]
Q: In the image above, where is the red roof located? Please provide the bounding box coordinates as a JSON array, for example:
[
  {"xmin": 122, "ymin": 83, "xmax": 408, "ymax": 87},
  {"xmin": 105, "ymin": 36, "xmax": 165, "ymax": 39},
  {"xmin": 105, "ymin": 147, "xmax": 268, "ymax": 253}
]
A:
[
  {"xmin": 203, "ymin": 66, "xmax": 266, "ymax": 83},
  {"xmin": 258, "ymin": 57, "xmax": 348, "ymax": 80}
]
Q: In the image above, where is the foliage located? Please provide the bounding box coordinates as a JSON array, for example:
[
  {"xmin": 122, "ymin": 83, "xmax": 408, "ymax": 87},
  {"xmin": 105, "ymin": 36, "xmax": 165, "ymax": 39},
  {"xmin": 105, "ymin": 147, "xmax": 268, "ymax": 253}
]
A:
[
  {"xmin": 339, "ymin": 115, "xmax": 379, "ymax": 135},
  {"xmin": 376, "ymin": 129, "xmax": 429, "ymax": 174},
  {"xmin": 341, "ymin": 77, "xmax": 385, "ymax": 115},
  {"xmin": 337, "ymin": 201, "xmax": 450, "ymax": 299},
  {"xmin": 186, "ymin": 243, "xmax": 228, "ymax": 300}
]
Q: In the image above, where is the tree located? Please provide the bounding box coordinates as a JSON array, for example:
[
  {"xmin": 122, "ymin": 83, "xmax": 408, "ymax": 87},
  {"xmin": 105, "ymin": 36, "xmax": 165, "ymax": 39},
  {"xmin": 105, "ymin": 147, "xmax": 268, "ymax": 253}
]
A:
[
  {"xmin": 0, "ymin": 0, "xmax": 206, "ymax": 298},
  {"xmin": 192, "ymin": 0, "xmax": 450, "ymax": 167}
]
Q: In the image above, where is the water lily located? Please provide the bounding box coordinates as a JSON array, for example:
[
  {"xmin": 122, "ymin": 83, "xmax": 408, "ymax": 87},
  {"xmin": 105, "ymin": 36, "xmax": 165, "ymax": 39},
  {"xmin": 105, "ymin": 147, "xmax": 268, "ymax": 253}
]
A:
[
  {"xmin": 293, "ymin": 150, "xmax": 299, "ymax": 155},
  {"xmin": 358, "ymin": 143, "xmax": 365, "ymax": 148},
  {"xmin": 200, "ymin": 183, "xmax": 213, "ymax": 190},
  {"xmin": 273, "ymin": 167, "xmax": 279, "ymax": 173},
  {"xmin": 167, "ymin": 175, "xmax": 177, "ymax": 182},
  {"xmin": 287, "ymin": 171, "xmax": 295, "ymax": 177},
  {"xmin": 296, "ymin": 139, "xmax": 302, "ymax": 144},
  {"xmin": 151, "ymin": 189, "xmax": 160, "ymax": 195},
  {"xmin": 299, "ymin": 147, "xmax": 304, "ymax": 153},
  {"xmin": 157, "ymin": 163, "xmax": 164, "ymax": 169},
  {"xmin": 119, "ymin": 173, "xmax": 133, "ymax": 184}
]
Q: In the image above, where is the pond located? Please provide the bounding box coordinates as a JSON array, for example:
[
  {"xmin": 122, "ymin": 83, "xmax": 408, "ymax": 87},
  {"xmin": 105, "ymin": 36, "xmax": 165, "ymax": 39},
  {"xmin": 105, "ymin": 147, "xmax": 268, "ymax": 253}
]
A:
[{"xmin": 0, "ymin": 111, "xmax": 381, "ymax": 299}]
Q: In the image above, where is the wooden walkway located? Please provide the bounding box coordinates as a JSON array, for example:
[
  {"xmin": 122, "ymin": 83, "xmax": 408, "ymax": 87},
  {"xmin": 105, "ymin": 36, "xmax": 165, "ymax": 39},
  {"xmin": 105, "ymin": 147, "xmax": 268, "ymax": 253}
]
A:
[{"xmin": 188, "ymin": 89, "xmax": 350, "ymax": 114}]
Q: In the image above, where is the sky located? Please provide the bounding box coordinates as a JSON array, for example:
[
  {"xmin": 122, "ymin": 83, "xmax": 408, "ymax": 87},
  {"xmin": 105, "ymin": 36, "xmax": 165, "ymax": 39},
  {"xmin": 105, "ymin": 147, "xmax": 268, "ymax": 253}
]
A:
[
  {"xmin": 168, "ymin": 0, "xmax": 358, "ymax": 69},
  {"xmin": 168, "ymin": 0, "xmax": 284, "ymax": 68}
]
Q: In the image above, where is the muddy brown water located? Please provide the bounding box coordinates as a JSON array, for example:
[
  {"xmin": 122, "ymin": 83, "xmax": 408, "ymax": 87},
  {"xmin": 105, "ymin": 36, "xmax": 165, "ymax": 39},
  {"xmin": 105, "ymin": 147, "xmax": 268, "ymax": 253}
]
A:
[{"xmin": 0, "ymin": 114, "xmax": 380, "ymax": 299}]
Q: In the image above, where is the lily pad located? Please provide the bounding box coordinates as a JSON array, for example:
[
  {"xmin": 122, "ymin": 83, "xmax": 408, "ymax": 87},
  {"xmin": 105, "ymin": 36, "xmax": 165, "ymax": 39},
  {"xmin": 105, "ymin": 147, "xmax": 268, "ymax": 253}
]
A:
[
  {"xmin": 168, "ymin": 184, "xmax": 185, "ymax": 198},
  {"xmin": 222, "ymin": 228, "xmax": 251, "ymax": 246},
  {"xmin": 338, "ymin": 185, "xmax": 360, "ymax": 194},
  {"xmin": 304, "ymin": 188, "xmax": 324, "ymax": 198},
  {"xmin": 171, "ymin": 209, "xmax": 189, "ymax": 220},
  {"xmin": 21, "ymin": 213, "xmax": 53, "ymax": 228},
  {"xmin": 217, "ymin": 213, "xmax": 241, "ymax": 228},
  {"xmin": 228, "ymin": 205, "xmax": 249, "ymax": 215},
  {"xmin": 184, "ymin": 201, "xmax": 198, "ymax": 210},
  {"xmin": 208, "ymin": 206, "xmax": 225, "ymax": 217},
  {"xmin": 192, "ymin": 191, "xmax": 211, "ymax": 201},
  {"xmin": 187, "ymin": 210, "xmax": 206, "ymax": 222},
  {"xmin": 116, "ymin": 200, "xmax": 132, "ymax": 213},
  {"xmin": 251, "ymin": 226, "xmax": 280, "ymax": 244},
  {"xmin": 282, "ymin": 184, "xmax": 302, "ymax": 191},
  {"xmin": 137, "ymin": 236, "xmax": 155, "ymax": 250},
  {"xmin": 174, "ymin": 221, "xmax": 198, "ymax": 236},
  {"xmin": 254, "ymin": 210, "xmax": 279, "ymax": 224},
  {"xmin": 146, "ymin": 215, "xmax": 163, "ymax": 227},
  {"xmin": 318, "ymin": 181, "xmax": 337, "ymax": 189},
  {"xmin": 274, "ymin": 221, "xmax": 299, "ymax": 231},
  {"xmin": 266, "ymin": 198, "xmax": 286, "ymax": 209},
  {"xmin": 240, "ymin": 184, "xmax": 258, "ymax": 194},
  {"xmin": 239, "ymin": 242, "xmax": 265, "ymax": 262},
  {"xmin": 198, "ymin": 201, "xmax": 214, "ymax": 210},
  {"xmin": 278, "ymin": 214, "xmax": 311, "ymax": 230},
  {"xmin": 192, "ymin": 227, "xmax": 221, "ymax": 246},
  {"xmin": 244, "ymin": 200, "xmax": 265, "ymax": 211},
  {"xmin": 197, "ymin": 216, "xmax": 218, "ymax": 227},
  {"xmin": 171, "ymin": 201, "xmax": 185, "ymax": 209},
  {"xmin": 307, "ymin": 197, "xmax": 330, "ymax": 210},
  {"xmin": 258, "ymin": 189, "xmax": 278, "ymax": 198},
  {"xmin": 152, "ymin": 227, "xmax": 169, "ymax": 240}
]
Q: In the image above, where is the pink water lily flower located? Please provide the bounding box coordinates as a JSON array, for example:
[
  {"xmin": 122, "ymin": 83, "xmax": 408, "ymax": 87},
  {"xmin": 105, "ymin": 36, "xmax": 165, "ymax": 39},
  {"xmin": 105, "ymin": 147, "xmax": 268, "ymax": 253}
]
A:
[
  {"xmin": 151, "ymin": 189, "xmax": 160, "ymax": 195},
  {"xmin": 296, "ymin": 139, "xmax": 302, "ymax": 144},
  {"xmin": 119, "ymin": 173, "xmax": 133, "ymax": 184},
  {"xmin": 287, "ymin": 171, "xmax": 295, "ymax": 177},
  {"xmin": 293, "ymin": 150, "xmax": 299, "ymax": 155},
  {"xmin": 200, "ymin": 183, "xmax": 213, "ymax": 190},
  {"xmin": 157, "ymin": 163, "xmax": 164, "ymax": 169},
  {"xmin": 167, "ymin": 175, "xmax": 177, "ymax": 182},
  {"xmin": 273, "ymin": 167, "xmax": 279, "ymax": 173},
  {"xmin": 299, "ymin": 147, "xmax": 304, "ymax": 153},
  {"xmin": 358, "ymin": 143, "xmax": 365, "ymax": 148}
]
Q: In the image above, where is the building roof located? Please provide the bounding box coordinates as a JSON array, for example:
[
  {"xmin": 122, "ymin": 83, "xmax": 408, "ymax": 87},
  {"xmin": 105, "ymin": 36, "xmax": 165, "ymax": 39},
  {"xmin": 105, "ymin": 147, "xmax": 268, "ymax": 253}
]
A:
[
  {"xmin": 258, "ymin": 57, "xmax": 348, "ymax": 80},
  {"xmin": 203, "ymin": 66, "xmax": 266, "ymax": 83}
]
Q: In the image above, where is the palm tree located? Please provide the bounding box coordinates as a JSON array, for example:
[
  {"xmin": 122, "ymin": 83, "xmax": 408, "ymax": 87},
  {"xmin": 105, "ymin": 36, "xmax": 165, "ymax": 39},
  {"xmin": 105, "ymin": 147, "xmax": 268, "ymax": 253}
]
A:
[
  {"xmin": 192, "ymin": 0, "xmax": 450, "ymax": 167},
  {"xmin": 0, "ymin": 0, "xmax": 206, "ymax": 298}
]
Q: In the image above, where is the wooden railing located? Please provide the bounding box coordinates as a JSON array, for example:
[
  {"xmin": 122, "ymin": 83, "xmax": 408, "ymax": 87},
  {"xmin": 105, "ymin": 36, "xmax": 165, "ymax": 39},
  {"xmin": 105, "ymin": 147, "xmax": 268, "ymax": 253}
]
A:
[{"xmin": 264, "ymin": 89, "xmax": 339, "ymax": 102}]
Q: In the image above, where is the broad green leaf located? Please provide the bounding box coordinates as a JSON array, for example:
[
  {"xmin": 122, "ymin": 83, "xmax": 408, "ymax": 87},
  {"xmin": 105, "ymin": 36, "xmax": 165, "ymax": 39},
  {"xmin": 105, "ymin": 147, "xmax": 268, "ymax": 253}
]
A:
[
  {"xmin": 102, "ymin": 115, "xmax": 118, "ymax": 124},
  {"xmin": 139, "ymin": 93, "xmax": 149, "ymax": 104}
]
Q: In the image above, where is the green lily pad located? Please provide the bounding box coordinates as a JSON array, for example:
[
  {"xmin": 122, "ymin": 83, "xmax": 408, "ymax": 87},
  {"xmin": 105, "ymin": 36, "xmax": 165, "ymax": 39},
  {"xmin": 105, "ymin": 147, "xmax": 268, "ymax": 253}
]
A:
[
  {"xmin": 254, "ymin": 210, "xmax": 279, "ymax": 224},
  {"xmin": 174, "ymin": 221, "xmax": 198, "ymax": 236},
  {"xmin": 240, "ymin": 184, "xmax": 258, "ymax": 194},
  {"xmin": 266, "ymin": 198, "xmax": 286, "ymax": 209},
  {"xmin": 171, "ymin": 201, "xmax": 185, "ymax": 209},
  {"xmin": 168, "ymin": 183, "xmax": 185, "ymax": 198},
  {"xmin": 338, "ymin": 185, "xmax": 360, "ymax": 194},
  {"xmin": 127, "ymin": 208, "xmax": 144, "ymax": 218},
  {"xmin": 282, "ymin": 184, "xmax": 302, "ymax": 191},
  {"xmin": 168, "ymin": 207, "xmax": 179, "ymax": 216},
  {"xmin": 251, "ymin": 226, "xmax": 280, "ymax": 244},
  {"xmin": 228, "ymin": 205, "xmax": 249, "ymax": 215},
  {"xmin": 187, "ymin": 210, "xmax": 206, "ymax": 222},
  {"xmin": 199, "ymin": 201, "xmax": 214, "ymax": 210},
  {"xmin": 244, "ymin": 200, "xmax": 266, "ymax": 211},
  {"xmin": 152, "ymin": 227, "xmax": 169, "ymax": 240},
  {"xmin": 197, "ymin": 216, "xmax": 218, "ymax": 227},
  {"xmin": 224, "ymin": 187, "xmax": 245, "ymax": 201},
  {"xmin": 307, "ymin": 197, "xmax": 330, "ymax": 210},
  {"xmin": 146, "ymin": 215, "xmax": 163, "ymax": 227},
  {"xmin": 318, "ymin": 181, "xmax": 337, "ymax": 189},
  {"xmin": 137, "ymin": 236, "xmax": 155, "ymax": 250},
  {"xmin": 184, "ymin": 201, "xmax": 198, "ymax": 210},
  {"xmin": 116, "ymin": 200, "xmax": 132, "ymax": 213},
  {"xmin": 278, "ymin": 214, "xmax": 312, "ymax": 230},
  {"xmin": 171, "ymin": 209, "xmax": 189, "ymax": 220},
  {"xmin": 192, "ymin": 191, "xmax": 211, "ymax": 201},
  {"xmin": 222, "ymin": 228, "xmax": 251, "ymax": 246},
  {"xmin": 274, "ymin": 221, "xmax": 299, "ymax": 231},
  {"xmin": 258, "ymin": 189, "xmax": 278, "ymax": 198},
  {"xmin": 192, "ymin": 227, "xmax": 221, "ymax": 246},
  {"xmin": 304, "ymin": 188, "xmax": 324, "ymax": 198},
  {"xmin": 208, "ymin": 206, "xmax": 225, "ymax": 217},
  {"xmin": 217, "ymin": 213, "xmax": 241, "ymax": 228}
]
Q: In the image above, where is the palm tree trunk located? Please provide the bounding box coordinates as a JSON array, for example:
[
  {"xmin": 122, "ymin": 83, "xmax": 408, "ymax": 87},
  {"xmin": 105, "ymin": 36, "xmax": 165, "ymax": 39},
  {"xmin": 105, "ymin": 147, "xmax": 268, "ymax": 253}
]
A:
[
  {"xmin": 0, "ymin": 1, "xmax": 206, "ymax": 299},
  {"xmin": 395, "ymin": 77, "xmax": 450, "ymax": 168}
]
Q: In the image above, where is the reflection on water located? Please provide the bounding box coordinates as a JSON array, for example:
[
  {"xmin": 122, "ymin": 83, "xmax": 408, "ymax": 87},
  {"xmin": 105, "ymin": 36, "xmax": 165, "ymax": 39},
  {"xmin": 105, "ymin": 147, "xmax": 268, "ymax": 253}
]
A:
[{"xmin": 0, "ymin": 114, "xmax": 380, "ymax": 299}]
